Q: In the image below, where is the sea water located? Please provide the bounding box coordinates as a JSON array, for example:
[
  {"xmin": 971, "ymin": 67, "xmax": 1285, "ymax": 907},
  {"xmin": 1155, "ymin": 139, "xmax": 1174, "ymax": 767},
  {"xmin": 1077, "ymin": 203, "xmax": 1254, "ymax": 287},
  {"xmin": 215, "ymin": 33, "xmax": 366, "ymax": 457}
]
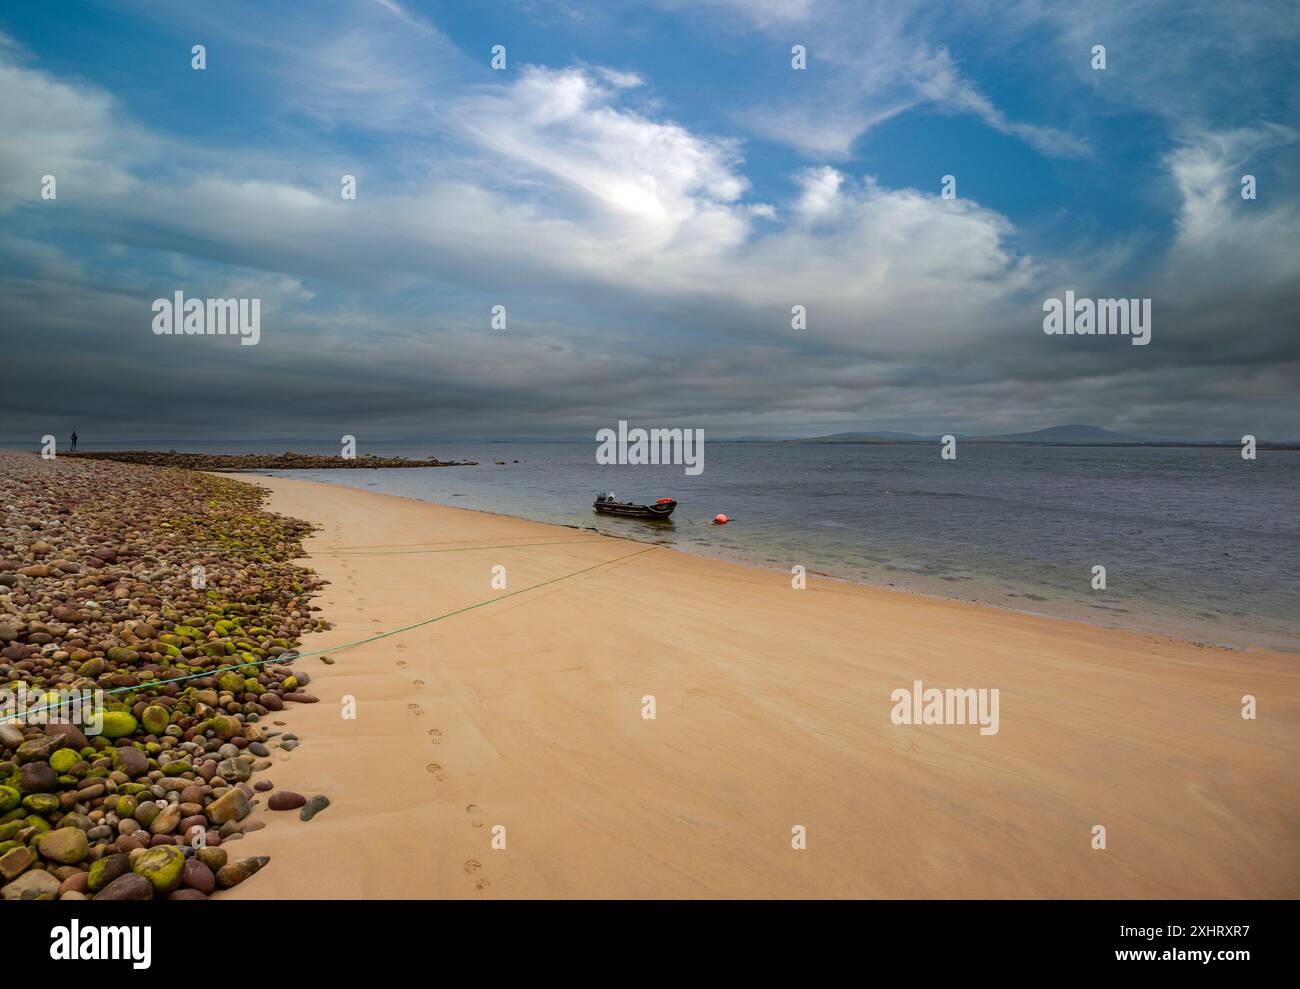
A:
[{"xmin": 234, "ymin": 440, "xmax": 1296, "ymax": 651}]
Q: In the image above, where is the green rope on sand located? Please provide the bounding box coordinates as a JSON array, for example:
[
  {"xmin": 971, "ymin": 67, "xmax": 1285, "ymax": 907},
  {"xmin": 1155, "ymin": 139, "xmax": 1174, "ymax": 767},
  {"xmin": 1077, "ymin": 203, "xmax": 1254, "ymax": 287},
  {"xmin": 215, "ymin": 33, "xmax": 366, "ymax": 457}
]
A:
[{"xmin": 20, "ymin": 544, "xmax": 659, "ymax": 718}]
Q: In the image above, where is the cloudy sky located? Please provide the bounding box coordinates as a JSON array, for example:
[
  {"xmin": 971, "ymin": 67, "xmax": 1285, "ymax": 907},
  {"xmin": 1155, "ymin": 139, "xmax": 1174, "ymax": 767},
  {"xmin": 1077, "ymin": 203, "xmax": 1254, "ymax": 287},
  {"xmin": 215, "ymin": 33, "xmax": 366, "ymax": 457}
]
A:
[{"xmin": 1, "ymin": 0, "xmax": 1297, "ymax": 442}]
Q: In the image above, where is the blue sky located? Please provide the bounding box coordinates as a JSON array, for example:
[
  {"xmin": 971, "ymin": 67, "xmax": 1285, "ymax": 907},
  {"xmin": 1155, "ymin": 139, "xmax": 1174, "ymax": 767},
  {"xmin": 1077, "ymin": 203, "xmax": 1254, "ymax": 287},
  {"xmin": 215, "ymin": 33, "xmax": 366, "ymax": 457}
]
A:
[{"xmin": 1, "ymin": 0, "xmax": 1297, "ymax": 440}]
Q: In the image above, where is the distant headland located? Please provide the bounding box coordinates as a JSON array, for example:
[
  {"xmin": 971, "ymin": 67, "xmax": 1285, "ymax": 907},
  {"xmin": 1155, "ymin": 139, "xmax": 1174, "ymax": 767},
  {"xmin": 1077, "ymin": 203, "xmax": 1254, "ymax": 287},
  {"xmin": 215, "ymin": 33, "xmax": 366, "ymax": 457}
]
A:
[{"xmin": 54, "ymin": 451, "xmax": 479, "ymax": 470}]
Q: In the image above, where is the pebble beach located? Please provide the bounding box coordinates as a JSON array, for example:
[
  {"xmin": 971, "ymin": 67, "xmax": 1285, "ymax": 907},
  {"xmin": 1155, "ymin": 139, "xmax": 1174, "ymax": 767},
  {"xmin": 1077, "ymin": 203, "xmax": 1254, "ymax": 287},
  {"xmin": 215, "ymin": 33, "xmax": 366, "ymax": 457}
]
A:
[{"xmin": 0, "ymin": 451, "xmax": 332, "ymax": 899}]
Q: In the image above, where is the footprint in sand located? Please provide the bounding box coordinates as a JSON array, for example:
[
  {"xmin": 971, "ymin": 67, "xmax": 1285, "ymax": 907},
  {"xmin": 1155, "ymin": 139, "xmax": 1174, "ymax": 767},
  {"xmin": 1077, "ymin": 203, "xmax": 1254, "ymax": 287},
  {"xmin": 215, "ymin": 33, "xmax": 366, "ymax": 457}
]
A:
[
  {"xmin": 397, "ymin": 644, "xmax": 407, "ymax": 651},
  {"xmin": 464, "ymin": 859, "xmax": 481, "ymax": 874},
  {"xmin": 413, "ymin": 679, "xmax": 425, "ymax": 687},
  {"xmin": 466, "ymin": 804, "xmax": 480, "ymax": 814},
  {"xmin": 409, "ymin": 703, "xmax": 424, "ymax": 716},
  {"xmin": 426, "ymin": 762, "xmax": 446, "ymax": 781},
  {"xmin": 428, "ymin": 728, "xmax": 442, "ymax": 743},
  {"xmin": 474, "ymin": 879, "xmax": 490, "ymax": 890},
  {"xmin": 396, "ymin": 660, "xmax": 408, "ymax": 668}
]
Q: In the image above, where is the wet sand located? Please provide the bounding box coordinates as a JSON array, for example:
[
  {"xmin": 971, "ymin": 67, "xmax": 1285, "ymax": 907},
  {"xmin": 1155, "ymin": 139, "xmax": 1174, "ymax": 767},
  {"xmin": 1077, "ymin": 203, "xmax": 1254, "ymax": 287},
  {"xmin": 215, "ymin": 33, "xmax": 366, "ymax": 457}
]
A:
[{"xmin": 226, "ymin": 474, "xmax": 1300, "ymax": 898}]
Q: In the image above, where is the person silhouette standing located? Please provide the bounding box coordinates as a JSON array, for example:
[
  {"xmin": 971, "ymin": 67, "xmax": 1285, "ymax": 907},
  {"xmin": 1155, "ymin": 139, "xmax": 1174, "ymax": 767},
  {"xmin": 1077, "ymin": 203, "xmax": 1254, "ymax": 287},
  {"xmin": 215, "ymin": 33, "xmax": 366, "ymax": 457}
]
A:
[{"xmin": 70, "ymin": 430, "xmax": 78, "ymax": 452}]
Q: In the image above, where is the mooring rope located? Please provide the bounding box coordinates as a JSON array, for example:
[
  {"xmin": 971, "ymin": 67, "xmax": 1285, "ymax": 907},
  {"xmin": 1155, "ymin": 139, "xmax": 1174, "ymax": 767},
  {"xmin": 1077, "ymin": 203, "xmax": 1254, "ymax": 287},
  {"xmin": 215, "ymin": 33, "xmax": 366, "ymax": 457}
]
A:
[{"xmin": 16, "ymin": 544, "xmax": 660, "ymax": 719}]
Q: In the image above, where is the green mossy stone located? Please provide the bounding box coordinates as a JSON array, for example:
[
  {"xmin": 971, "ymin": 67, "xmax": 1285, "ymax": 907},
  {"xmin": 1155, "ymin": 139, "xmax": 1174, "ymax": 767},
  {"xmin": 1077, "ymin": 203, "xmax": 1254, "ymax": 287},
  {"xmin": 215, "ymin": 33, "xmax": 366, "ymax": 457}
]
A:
[
  {"xmin": 132, "ymin": 844, "xmax": 185, "ymax": 894},
  {"xmin": 141, "ymin": 706, "xmax": 170, "ymax": 734},
  {"xmin": 22, "ymin": 794, "xmax": 61, "ymax": 815},
  {"xmin": 216, "ymin": 672, "xmax": 244, "ymax": 693},
  {"xmin": 77, "ymin": 657, "xmax": 106, "ymax": 677},
  {"xmin": 0, "ymin": 785, "xmax": 19, "ymax": 814},
  {"xmin": 37, "ymin": 826, "xmax": 88, "ymax": 865},
  {"xmin": 210, "ymin": 715, "xmax": 240, "ymax": 740},
  {"xmin": 101, "ymin": 711, "xmax": 138, "ymax": 739},
  {"xmin": 87, "ymin": 853, "xmax": 131, "ymax": 892},
  {"xmin": 49, "ymin": 749, "xmax": 79, "ymax": 774}
]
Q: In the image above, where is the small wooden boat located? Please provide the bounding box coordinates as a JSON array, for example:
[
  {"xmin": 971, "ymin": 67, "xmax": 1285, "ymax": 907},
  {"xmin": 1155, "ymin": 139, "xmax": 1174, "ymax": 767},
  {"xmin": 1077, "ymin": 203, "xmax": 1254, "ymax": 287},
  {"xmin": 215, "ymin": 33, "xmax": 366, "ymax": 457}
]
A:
[{"xmin": 593, "ymin": 493, "xmax": 677, "ymax": 520}]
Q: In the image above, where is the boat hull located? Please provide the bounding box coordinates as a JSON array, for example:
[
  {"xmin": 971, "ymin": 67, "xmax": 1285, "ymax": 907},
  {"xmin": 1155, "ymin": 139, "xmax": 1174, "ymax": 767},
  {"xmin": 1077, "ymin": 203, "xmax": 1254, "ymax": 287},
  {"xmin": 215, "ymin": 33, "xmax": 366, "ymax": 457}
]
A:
[{"xmin": 593, "ymin": 500, "xmax": 676, "ymax": 520}]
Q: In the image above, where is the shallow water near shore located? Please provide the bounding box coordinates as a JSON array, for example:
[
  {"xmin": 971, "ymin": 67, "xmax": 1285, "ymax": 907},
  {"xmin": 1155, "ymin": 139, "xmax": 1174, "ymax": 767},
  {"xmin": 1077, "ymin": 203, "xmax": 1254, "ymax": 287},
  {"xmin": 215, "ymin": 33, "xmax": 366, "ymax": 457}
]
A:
[
  {"xmin": 162, "ymin": 438, "xmax": 1297, "ymax": 653},
  {"xmin": 65, "ymin": 438, "xmax": 1294, "ymax": 651}
]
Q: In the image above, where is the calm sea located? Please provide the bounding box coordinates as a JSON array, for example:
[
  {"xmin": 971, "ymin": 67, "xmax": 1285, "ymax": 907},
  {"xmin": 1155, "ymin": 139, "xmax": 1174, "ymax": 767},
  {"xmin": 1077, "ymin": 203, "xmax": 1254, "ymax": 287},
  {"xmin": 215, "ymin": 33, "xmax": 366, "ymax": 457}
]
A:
[{"xmin": 214, "ymin": 439, "xmax": 1300, "ymax": 653}]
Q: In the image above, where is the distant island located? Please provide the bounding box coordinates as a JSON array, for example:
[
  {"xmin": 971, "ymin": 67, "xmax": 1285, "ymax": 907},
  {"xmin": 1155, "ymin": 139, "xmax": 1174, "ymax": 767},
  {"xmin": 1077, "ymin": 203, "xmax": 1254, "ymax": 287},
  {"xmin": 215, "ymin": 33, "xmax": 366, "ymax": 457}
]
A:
[{"xmin": 792, "ymin": 424, "xmax": 1298, "ymax": 448}]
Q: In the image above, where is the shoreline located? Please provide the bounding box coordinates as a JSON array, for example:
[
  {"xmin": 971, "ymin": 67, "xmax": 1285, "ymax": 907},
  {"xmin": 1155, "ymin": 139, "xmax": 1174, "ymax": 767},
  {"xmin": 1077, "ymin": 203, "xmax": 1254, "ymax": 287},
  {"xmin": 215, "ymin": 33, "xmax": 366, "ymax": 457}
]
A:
[
  {"xmin": 228, "ymin": 471, "xmax": 1299, "ymax": 898},
  {"xmin": 249, "ymin": 469, "xmax": 1293, "ymax": 656}
]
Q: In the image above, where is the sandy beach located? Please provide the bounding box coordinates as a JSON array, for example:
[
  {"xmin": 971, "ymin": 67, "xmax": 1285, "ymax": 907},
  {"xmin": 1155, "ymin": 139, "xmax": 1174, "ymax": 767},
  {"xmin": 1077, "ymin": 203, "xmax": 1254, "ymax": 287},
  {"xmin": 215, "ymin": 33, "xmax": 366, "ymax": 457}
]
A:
[{"xmin": 209, "ymin": 474, "xmax": 1299, "ymax": 899}]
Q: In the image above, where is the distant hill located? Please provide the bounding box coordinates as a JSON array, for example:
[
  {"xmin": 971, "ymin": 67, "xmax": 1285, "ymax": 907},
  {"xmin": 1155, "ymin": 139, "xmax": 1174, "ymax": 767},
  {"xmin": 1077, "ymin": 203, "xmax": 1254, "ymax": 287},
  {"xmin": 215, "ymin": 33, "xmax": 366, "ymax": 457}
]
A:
[
  {"xmin": 799, "ymin": 430, "xmax": 955, "ymax": 443},
  {"xmin": 800, "ymin": 424, "xmax": 1153, "ymax": 444},
  {"xmin": 969, "ymin": 424, "xmax": 1150, "ymax": 444}
]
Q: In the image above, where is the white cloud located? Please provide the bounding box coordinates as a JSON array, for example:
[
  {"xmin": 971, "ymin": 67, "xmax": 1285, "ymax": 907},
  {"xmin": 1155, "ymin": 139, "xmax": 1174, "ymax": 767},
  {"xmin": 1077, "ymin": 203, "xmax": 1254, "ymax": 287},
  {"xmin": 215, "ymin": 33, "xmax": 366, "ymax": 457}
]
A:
[
  {"xmin": 911, "ymin": 48, "xmax": 1091, "ymax": 158},
  {"xmin": 793, "ymin": 166, "xmax": 844, "ymax": 221},
  {"xmin": 455, "ymin": 66, "xmax": 750, "ymax": 252},
  {"xmin": 1162, "ymin": 124, "xmax": 1300, "ymax": 289},
  {"xmin": 723, "ymin": 0, "xmax": 817, "ymax": 25},
  {"xmin": 728, "ymin": 3, "xmax": 1088, "ymax": 160},
  {"xmin": 0, "ymin": 39, "xmax": 141, "ymax": 211}
]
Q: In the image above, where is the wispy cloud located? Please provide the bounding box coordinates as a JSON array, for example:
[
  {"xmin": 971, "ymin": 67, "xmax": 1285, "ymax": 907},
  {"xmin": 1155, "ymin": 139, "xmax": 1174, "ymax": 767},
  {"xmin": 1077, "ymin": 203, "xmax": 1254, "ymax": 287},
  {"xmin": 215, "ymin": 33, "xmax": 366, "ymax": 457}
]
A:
[{"xmin": 723, "ymin": 1, "xmax": 1091, "ymax": 159}]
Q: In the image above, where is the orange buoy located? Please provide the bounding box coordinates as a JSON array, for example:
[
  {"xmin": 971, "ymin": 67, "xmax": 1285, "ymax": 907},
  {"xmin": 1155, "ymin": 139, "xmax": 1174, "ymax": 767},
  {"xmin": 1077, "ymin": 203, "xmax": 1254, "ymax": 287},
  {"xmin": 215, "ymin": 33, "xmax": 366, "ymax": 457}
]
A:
[{"xmin": 712, "ymin": 514, "xmax": 729, "ymax": 525}]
